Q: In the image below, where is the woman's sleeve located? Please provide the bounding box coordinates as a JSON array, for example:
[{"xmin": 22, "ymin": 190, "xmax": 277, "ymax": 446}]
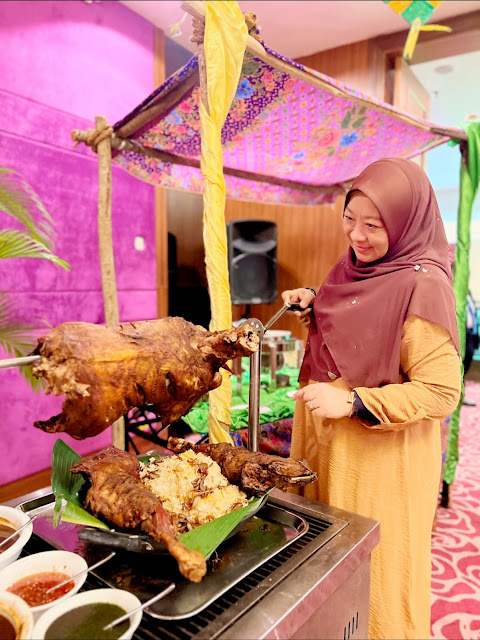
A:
[{"xmin": 354, "ymin": 315, "xmax": 461, "ymax": 431}]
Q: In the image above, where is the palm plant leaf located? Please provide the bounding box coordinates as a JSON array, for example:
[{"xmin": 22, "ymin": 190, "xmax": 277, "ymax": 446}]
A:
[
  {"xmin": 0, "ymin": 167, "xmax": 70, "ymax": 391},
  {"xmin": 0, "ymin": 292, "xmax": 44, "ymax": 390},
  {"xmin": 0, "ymin": 293, "xmax": 36, "ymax": 352},
  {"xmin": 0, "ymin": 229, "xmax": 69, "ymax": 269},
  {"xmin": 0, "ymin": 168, "xmax": 55, "ymax": 247}
]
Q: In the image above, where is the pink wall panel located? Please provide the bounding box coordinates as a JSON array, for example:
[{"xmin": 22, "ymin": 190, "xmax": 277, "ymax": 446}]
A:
[
  {"xmin": 0, "ymin": 1, "xmax": 156, "ymax": 484},
  {"xmin": 0, "ymin": 1, "xmax": 154, "ymax": 124}
]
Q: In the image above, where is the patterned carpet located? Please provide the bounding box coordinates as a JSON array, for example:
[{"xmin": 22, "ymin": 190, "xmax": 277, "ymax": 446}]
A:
[{"xmin": 431, "ymin": 381, "xmax": 480, "ymax": 640}]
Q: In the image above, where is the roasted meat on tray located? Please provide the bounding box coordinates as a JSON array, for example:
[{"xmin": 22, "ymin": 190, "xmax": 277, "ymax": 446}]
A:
[
  {"xmin": 70, "ymin": 446, "xmax": 207, "ymax": 582},
  {"xmin": 32, "ymin": 317, "xmax": 259, "ymax": 439},
  {"xmin": 168, "ymin": 438, "xmax": 317, "ymax": 493}
]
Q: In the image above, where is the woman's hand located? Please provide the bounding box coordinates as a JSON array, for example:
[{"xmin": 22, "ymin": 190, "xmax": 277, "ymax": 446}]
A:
[
  {"xmin": 293, "ymin": 383, "xmax": 352, "ymax": 419},
  {"xmin": 281, "ymin": 288, "xmax": 315, "ymax": 325}
]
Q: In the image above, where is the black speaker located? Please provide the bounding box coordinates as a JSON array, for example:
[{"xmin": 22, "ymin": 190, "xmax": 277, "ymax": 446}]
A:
[{"xmin": 227, "ymin": 219, "xmax": 277, "ymax": 305}]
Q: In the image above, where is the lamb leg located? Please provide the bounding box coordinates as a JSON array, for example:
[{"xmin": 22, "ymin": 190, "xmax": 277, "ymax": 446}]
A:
[{"xmin": 70, "ymin": 447, "xmax": 207, "ymax": 582}]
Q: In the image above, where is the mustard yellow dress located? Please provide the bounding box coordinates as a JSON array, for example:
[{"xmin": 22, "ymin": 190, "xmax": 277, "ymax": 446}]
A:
[{"xmin": 290, "ymin": 316, "xmax": 461, "ymax": 640}]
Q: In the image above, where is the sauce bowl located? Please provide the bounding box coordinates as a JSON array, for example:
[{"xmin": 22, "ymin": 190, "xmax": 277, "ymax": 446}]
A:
[
  {"xmin": 32, "ymin": 588, "xmax": 143, "ymax": 640},
  {"xmin": 0, "ymin": 591, "xmax": 34, "ymax": 640},
  {"xmin": 0, "ymin": 550, "xmax": 87, "ymax": 620},
  {"xmin": 0, "ymin": 507, "xmax": 33, "ymax": 572}
]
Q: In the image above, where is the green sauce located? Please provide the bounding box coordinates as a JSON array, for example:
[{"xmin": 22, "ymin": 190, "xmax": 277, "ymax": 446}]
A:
[{"xmin": 45, "ymin": 603, "xmax": 129, "ymax": 640}]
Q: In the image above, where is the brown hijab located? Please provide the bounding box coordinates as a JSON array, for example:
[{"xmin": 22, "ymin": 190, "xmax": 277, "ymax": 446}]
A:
[{"xmin": 300, "ymin": 157, "xmax": 460, "ymax": 389}]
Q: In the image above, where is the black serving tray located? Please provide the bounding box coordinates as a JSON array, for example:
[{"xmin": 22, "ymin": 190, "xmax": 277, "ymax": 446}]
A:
[{"xmin": 17, "ymin": 493, "xmax": 308, "ymax": 620}]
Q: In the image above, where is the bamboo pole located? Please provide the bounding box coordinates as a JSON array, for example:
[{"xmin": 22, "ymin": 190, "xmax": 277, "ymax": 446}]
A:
[{"xmin": 95, "ymin": 114, "xmax": 125, "ymax": 450}]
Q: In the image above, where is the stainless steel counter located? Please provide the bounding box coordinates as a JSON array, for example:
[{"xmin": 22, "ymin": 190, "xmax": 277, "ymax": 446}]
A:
[{"xmin": 5, "ymin": 487, "xmax": 379, "ymax": 640}]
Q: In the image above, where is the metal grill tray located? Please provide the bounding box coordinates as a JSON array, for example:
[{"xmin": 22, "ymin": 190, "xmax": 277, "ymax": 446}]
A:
[{"xmin": 18, "ymin": 493, "xmax": 308, "ymax": 620}]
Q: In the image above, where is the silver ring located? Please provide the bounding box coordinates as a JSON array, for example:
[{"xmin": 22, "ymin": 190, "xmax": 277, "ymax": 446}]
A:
[{"xmin": 308, "ymin": 401, "xmax": 313, "ymax": 410}]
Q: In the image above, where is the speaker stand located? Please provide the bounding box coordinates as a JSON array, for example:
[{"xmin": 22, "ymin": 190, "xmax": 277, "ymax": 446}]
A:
[{"xmin": 241, "ymin": 304, "xmax": 251, "ymax": 320}]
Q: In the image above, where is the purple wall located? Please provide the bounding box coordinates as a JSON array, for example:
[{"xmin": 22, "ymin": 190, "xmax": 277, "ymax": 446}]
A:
[{"xmin": 0, "ymin": 1, "xmax": 157, "ymax": 484}]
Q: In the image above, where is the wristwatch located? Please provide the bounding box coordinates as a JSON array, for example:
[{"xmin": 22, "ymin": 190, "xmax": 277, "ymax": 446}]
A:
[
  {"xmin": 347, "ymin": 391, "xmax": 356, "ymax": 417},
  {"xmin": 349, "ymin": 390, "xmax": 380, "ymax": 425}
]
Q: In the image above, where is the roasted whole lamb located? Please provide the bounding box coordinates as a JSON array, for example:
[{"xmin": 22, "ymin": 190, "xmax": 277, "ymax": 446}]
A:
[
  {"xmin": 70, "ymin": 446, "xmax": 207, "ymax": 582},
  {"xmin": 168, "ymin": 438, "xmax": 317, "ymax": 493},
  {"xmin": 32, "ymin": 317, "xmax": 259, "ymax": 439}
]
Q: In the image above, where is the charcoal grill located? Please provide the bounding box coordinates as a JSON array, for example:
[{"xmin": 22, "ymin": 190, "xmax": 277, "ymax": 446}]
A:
[{"xmin": 7, "ymin": 487, "xmax": 379, "ymax": 640}]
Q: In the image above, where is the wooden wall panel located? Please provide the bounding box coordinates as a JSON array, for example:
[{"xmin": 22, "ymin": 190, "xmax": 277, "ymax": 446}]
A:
[
  {"xmin": 296, "ymin": 38, "xmax": 385, "ymax": 99},
  {"xmin": 167, "ymin": 190, "xmax": 206, "ymax": 287}
]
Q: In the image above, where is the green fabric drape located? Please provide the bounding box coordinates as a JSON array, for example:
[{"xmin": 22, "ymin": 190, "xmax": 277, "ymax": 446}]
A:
[
  {"xmin": 182, "ymin": 383, "xmax": 297, "ymax": 434},
  {"xmin": 444, "ymin": 122, "xmax": 480, "ymax": 484}
]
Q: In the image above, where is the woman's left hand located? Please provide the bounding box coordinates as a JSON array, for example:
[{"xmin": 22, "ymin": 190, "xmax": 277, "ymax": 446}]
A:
[{"xmin": 293, "ymin": 383, "xmax": 352, "ymax": 419}]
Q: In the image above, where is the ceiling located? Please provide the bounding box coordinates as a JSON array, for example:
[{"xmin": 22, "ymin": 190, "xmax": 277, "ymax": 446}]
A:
[{"xmin": 120, "ymin": 0, "xmax": 480, "ymax": 58}]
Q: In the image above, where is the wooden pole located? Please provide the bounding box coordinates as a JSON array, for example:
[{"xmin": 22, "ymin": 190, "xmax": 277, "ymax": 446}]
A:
[
  {"xmin": 71, "ymin": 130, "xmax": 345, "ymax": 196},
  {"xmin": 115, "ymin": 70, "xmax": 199, "ymax": 139},
  {"xmin": 95, "ymin": 114, "xmax": 125, "ymax": 450},
  {"xmin": 153, "ymin": 27, "xmax": 169, "ymax": 320}
]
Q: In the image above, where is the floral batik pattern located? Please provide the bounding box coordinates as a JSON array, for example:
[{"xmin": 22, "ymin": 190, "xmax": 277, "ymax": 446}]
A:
[{"xmin": 113, "ymin": 47, "xmax": 462, "ymax": 207}]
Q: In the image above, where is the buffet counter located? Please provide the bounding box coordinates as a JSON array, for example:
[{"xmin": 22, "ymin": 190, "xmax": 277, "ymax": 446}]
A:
[{"xmin": 7, "ymin": 487, "xmax": 379, "ymax": 640}]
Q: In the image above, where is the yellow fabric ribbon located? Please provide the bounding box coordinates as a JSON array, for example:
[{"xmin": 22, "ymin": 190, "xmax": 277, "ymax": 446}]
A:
[
  {"xmin": 199, "ymin": 1, "xmax": 248, "ymax": 444},
  {"xmin": 403, "ymin": 17, "xmax": 452, "ymax": 62}
]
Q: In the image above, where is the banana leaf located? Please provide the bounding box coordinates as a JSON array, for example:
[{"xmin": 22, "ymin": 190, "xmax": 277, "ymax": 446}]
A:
[
  {"xmin": 61, "ymin": 501, "xmax": 109, "ymax": 529},
  {"xmin": 137, "ymin": 453, "xmax": 161, "ymax": 464},
  {"xmin": 51, "ymin": 439, "xmax": 107, "ymax": 529},
  {"xmin": 178, "ymin": 492, "xmax": 269, "ymax": 560},
  {"xmin": 51, "ymin": 441, "xmax": 270, "ymax": 559}
]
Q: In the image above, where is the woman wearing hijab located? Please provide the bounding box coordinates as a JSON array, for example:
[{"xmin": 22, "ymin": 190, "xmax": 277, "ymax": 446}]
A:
[{"xmin": 282, "ymin": 158, "xmax": 461, "ymax": 640}]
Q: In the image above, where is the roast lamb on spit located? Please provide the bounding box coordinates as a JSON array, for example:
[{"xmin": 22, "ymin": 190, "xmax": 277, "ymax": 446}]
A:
[
  {"xmin": 168, "ymin": 438, "xmax": 317, "ymax": 493},
  {"xmin": 31, "ymin": 317, "xmax": 259, "ymax": 440},
  {"xmin": 70, "ymin": 446, "xmax": 207, "ymax": 583}
]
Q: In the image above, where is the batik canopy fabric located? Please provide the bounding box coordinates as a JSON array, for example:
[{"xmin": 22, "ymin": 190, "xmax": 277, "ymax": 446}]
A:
[{"xmin": 113, "ymin": 45, "xmax": 463, "ymax": 207}]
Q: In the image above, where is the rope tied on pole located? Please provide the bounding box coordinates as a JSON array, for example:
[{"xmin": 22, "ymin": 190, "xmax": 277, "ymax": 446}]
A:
[
  {"xmin": 190, "ymin": 17, "xmax": 205, "ymax": 45},
  {"xmin": 71, "ymin": 124, "xmax": 113, "ymax": 153}
]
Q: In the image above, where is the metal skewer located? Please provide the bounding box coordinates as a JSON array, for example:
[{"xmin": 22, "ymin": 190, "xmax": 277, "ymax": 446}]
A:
[
  {"xmin": 263, "ymin": 303, "xmax": 292, "ymax": 332},
  {"xmin": 103, "ymin": 583, "xmax": 176, "ymax": 630},
  {"xmin": 0, "ymin": 515, "xmax": 37, "ymax": 549},
  {"xmin": 0, "ymin": 355, "xmax": 41, "ymax": 370},
  {"xmin": 45, "ymin": 551, "xmax": 116, "ymax": 594},
  {"xmin": 243, "ymin": 303, "xmax": 305, "ymax": 452}
]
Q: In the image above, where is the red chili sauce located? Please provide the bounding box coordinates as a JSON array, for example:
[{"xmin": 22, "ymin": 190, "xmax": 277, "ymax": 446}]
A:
[
  {"xmin": 0, "ymin": 612, "xmax": 16, "ymax": 640},
  {"xmin": 0, "ymin": 524, "xmax": 18, "ymax": 554},
  {"xmin": 7, "ymin": 572, "xmax": 73, "ymax": 607}
]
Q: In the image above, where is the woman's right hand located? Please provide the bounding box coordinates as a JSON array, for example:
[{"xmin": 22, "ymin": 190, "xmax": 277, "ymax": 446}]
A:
[{"xmin": 281, "ymin": 288, "xmax": 315, "ymax": 324}]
